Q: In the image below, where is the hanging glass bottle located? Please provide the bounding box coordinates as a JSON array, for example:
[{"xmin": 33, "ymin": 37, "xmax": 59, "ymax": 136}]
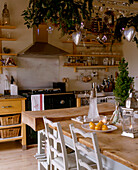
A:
[{"xmin": 2, "ymin": 3, "xmax": 10, "ymax": 25}]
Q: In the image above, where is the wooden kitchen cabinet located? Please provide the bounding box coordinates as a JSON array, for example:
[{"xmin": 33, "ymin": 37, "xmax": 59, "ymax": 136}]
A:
[
  {"xmin": 0, "ymin": 25, "xmax": 17, "ymax": 74},
  {"xmin": 0, "ymin": 96, "xmax": 26, "ymax": 150}
]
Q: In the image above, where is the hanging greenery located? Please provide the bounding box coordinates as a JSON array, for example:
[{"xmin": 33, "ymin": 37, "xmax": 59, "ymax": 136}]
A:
[
  {"xmin": 114, "ymin": 14, "xmax": 138, "ymax": 46},
  {"xmin": 22, "ymin": 0, "xmax": 93, "ymax": 34}
]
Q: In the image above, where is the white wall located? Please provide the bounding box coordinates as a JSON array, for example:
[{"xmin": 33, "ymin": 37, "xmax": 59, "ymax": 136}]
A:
[
  {"xmin": 0, "ymin": 0, "xmax": 137, "ymax": 94},
  {"xmin": 123, "ymin": 40, "xmax": 138, "ymax": 90},
  {"xmin": 0, "ymin": 0, "xmax": 33, "ymax": 94}
]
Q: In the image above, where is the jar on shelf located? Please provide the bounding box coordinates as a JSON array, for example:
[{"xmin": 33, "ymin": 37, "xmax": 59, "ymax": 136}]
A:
[
  {"xmin": 111, "ymin": 58, "xmax": 114, "ymax": 65},
  {"xmin": 87, "ymin": 57, "xmax": 92, "ymax": 66},
  {"xmin": 2, "ymin": 3, "xmax": 10, "ymax": 25}
]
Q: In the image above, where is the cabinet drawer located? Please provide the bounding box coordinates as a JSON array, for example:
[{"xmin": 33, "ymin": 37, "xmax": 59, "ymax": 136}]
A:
[{"xmin": 0, "ymin": 101, "xmax": 22, "ymax": 114}]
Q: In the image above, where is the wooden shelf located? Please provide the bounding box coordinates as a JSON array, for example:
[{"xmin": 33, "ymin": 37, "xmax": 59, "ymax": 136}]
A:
[
  {"xmin": 62, "ymin": 41, "xmax": 121, "ymax": 45},
  {"xmin": 0, "ymin": 25, "xmax": 16, "ymax": 29},
  {"xmin": 63, "ymin": 65, "xmax": 119, "ymax": 72},
  {"xmin": 86, "ymin": 31, "xmax": 114, "ymax": 35},
  {"xmin": 0, "ymin": 38, "xmax": 16, "ymax": 41},
  {"xmin": 0, "ymin": 124, "xmax": 21, "ymax": 130},
  {"xmin": 0, "ymin": 65, "xmax": 17, "ymax": 68},
  {"xmin": 64, "ymin": 54, "xmax": 122, "ymax": 57},
  {"xmin": 0, "ymin": 136, "xmax": 22, "ymax": 142},
  {"xmin": 0, "ymin": 53, "xmax": 17, "ymax": 56}
]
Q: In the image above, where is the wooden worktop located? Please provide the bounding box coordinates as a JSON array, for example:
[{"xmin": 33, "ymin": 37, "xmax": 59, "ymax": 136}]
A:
[
  {"xmin": 22, "ymin": 103, "xmax": 115, "ymax": 131},
  {"xmin": 0, "ymin": 95, "xmax": 26, "ymax": 101},
  {"xmin": 60, "ymin": 120, "xmax": 138, "ymax": 170},
  {"xmin": 22, "ymin": 102, "xmax": 138, "ymax": 169}
]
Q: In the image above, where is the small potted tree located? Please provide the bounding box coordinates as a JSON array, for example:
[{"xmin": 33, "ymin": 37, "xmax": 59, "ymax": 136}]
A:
[{"xmin": 113, "ymin": 58, "xmax": 134, "ymax": 107}]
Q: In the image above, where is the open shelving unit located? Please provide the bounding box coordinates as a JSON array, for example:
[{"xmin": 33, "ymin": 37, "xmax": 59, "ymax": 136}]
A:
[
  {"xmin": 64, "ymin": 65, "xmax": 119, "ymax": 72},
  {"xmin": 0, "ymin": 97, "xmax": 26, "ymax": 149},
  {"xmin": 0, "ymin": 25, "xmax": 17, "ymax": 74},
  {"xmin": 62, "ymin": 37, "xmax": 122, "ymax": 72}
]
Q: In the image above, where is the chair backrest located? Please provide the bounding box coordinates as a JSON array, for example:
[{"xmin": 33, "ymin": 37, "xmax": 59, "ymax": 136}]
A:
[
  {"xmin": 70, "ymin": 124, "xmax": 103, "ymax": 170},
  {"xmin": 43, "ymin": 116, "xmax": 68, "ymax": 170}
]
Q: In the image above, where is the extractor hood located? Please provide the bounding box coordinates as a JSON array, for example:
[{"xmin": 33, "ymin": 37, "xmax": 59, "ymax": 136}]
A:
[
  {"xmin": 19, "ymin": 42, "xmax": 67, "ymax": 57},
  {"xmin": 19, "ymin": 24, "xmax": 67, "ymax": 58}
]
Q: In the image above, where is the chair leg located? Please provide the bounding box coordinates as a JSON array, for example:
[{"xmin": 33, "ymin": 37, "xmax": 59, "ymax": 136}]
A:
[{"xmin": 38, "ymin": 161, "xmax": 46, "ymax": 170}]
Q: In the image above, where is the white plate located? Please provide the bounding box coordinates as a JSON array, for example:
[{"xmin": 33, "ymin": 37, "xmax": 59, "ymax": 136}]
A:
[{"xmin": 81, "ymin": 124, "xmax": 117, "ymax": 133}]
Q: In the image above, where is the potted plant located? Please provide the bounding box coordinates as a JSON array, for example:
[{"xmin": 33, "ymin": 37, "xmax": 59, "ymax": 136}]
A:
[{"xmin": 113, "ymin": 58, "xmax": 134, "ymax": 106}]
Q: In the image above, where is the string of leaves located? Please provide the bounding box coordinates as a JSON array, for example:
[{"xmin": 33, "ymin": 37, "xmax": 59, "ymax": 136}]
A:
[
  {"xmin": 114, "ymin": 14, "xmax": 138, "ymax": 46},
  {"xmin": 22, "ymin": 0, "xmax": 93, "ymax": 34}
]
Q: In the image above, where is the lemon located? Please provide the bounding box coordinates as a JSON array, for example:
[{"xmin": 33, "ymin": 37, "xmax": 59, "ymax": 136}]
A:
[
  {"xmin": 95, "ymin": 124, "xmax": 102, "ymax": 130},
  {"xmin": 89, "ymin": 122, "xmax": 93, "ymax": 126},
  {"xmin": 98, "ymin": 121, "xmax": 104, "ymax": 126},
  {"xmin": 89, "ymin": 122, "xmax": 95, "ymax": 130},
  {"xmin": 102, "ymin": 125, "xmax": 108, "ymax": 131}
]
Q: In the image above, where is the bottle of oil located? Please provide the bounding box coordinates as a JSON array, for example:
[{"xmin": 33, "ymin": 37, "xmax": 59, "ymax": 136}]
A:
[{"xmin": 2, "ymin": 3, "xmax": 10, "ymax": 25}]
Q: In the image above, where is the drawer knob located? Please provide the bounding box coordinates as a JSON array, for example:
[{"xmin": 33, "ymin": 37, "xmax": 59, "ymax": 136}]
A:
[
  {"xmin": 2, "ymin": 106, "xmax": 12, "ymax": 108},
  {"xmin": 60, "ymin": 100, "xmax": 65, "ymax": 105}
]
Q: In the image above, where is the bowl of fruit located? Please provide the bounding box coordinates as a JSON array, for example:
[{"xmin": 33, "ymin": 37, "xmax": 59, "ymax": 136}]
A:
[{"xmin": 81, "ymin": 121, "xmax": 117, "ymax": 132}]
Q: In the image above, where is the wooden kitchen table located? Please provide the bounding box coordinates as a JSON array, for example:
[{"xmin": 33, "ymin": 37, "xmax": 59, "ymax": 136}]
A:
[{"xmin": 22, "ymin": 103, "xmax": 138, "ymax": 170}]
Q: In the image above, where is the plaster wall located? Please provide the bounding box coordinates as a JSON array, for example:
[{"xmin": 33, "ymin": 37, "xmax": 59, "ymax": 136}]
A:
[
  {"xmin": 123, "ymin": 40, "xmax": 138, "ymax": 90},
  {"xmin": 0, "ymin": 0, "xmax": 33, "ymax": 93},
  {"xmin": 0, "ymin": 0, "xmax": 137, "ymax": 94}
]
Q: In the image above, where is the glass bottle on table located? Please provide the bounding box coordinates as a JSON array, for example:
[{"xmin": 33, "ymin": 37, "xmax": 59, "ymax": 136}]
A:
[{"xmin": 88, "ymin": 83, "xmax": 99, "ymax": 120}]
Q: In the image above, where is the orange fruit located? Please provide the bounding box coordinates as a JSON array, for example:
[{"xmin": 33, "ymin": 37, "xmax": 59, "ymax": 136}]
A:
[
  {"xmin": 89, "ymin": 122, "xmax": 95, "ymax": 130},
  {"xmin": 102, "ymin": 125, "xmax": 108, "ymax": 131},
  {"xmin": 98, "ymin": 121, "xmax": 104, "ymax": 126},
  {"xmin": 89, "ymin": 122, "xmax": 93, "ymax": 126},
  {"xmin": 95, "ymin": 124, "xmax": 102, "ymax": 130}
]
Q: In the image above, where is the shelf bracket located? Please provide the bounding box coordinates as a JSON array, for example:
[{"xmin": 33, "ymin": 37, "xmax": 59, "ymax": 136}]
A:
[
  {"xmin": 0, "ymin": 68, "xmax": 2, "ymax": 74},
  {"xmin": 105, "ymin": 67, "xmax": 108, "ymax": 72},
  {"xmin": 74, "ymin": 67, "xmax": 77, "ymax": 72}
]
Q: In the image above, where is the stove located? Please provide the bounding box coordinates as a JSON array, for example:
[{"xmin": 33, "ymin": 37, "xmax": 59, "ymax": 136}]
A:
[
  {"xmin": 74, "ymin": 90, "xmax": 109, "ymax": 106},
  {"xmin": 19, "ymin": 87, "xmax": 76, "ymax": 145}
]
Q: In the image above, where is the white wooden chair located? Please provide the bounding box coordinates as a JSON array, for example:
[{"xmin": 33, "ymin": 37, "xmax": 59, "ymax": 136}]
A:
[
  {"xmin": 43, "ymin": 116, "xmax": 77, "ymax": 170},
  {"xmin": 70, "ymin": 124, "xmax": 103, "ymax": 170},
  {"xmin": 34, "ymin": 129, "xmax": 49, "ymax": 170}
]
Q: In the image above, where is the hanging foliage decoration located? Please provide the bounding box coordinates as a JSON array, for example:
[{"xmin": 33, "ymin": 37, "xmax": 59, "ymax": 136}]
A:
[
  {"xmin": 114, "ymin": 14, "xmax": 138, "ymax": 46},
  {"xmin": 22, "ymin": 0, "xmax": 93, "ymax": 34}
]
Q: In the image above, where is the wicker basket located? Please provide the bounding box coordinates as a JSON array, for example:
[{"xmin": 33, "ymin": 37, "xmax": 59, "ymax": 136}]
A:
[
  {"xmin": 0, "ymin": 114, "xmax": 20, "ymax": 126},
  {"xmin": 0, "ymin": 128, "xmax": 20, "ymax": 138}
]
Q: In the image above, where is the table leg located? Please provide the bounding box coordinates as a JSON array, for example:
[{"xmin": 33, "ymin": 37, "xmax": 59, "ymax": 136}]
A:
[{"xmin": 22, "ymin": 123, "xmax": 27, "ymax": 150}]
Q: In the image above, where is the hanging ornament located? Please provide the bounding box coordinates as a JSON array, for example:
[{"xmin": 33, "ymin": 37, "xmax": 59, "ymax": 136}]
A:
[
  {"xmin": 102, "ymin": 35, "xmax": 107, "ymax": 42},
  {"xmin": 47, "ymin": 26, "xmax": 54, "ymax": 33},
  {"xmin": 72, "ymin": 31, "xmax": 82, "ymax": 45},
  {"xmin": 124, "ymin": 26, "xmax": 136, "ymax": 42}
]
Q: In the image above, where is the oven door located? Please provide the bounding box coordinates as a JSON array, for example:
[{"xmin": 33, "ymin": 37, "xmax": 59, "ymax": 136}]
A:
[
  {"xmin": 44, "ymin": 94, "xmax": 76, "ymax": 110},
  {"xmin": 97, "ymin": 97, "xmax": 107, "ymax": 104}
]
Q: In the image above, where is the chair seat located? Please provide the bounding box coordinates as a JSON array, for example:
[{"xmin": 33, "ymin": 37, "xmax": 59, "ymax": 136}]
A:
[
  {"xmin": 52, "ymin": 152, "xmax": 76, "ymax": 169},
  {"xmin": 52, "ymin": 152, "xmax": 97, "ymax": 170}
]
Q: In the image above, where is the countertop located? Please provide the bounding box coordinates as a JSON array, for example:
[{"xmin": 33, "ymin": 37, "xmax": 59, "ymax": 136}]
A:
[
  {"xmin": 22, "ymin": 102, "xmax": 115, "ymax": 131},
  {"xmin": 0, "ymin": 95, "xmax": 26, "ymax": 100}
]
